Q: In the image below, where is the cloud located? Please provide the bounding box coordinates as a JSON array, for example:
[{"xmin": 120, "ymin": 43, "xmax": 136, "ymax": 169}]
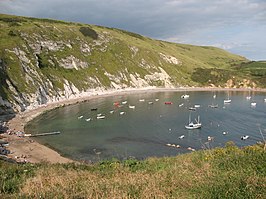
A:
[{"xmin": 0, "ymin": 0, "xmax": 265, "ymax": 60}]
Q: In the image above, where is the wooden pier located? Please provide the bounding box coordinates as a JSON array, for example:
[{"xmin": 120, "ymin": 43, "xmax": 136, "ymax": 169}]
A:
[{"xmin": 24, "ymin": 131, "xmax": 61, "ymax": 137}]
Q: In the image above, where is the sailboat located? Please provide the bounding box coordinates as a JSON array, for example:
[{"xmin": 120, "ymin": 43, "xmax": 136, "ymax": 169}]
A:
[
  {"xmin": 224, "ymin": 91, "xmax": 231, "ymax": 104},
  {"xmin": 209, "ymin": 91, "xmax": 218, "ymax": 108},
  {"xmin": 185, "ymin": 113, "xmax": 202, "ymax": 130},
  {"xmin": 246, "ymin": 90, "xmax": 251, "ymax": 100}
]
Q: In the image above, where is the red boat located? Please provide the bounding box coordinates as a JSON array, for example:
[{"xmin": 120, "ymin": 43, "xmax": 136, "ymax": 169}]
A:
[
  {"xmin": 113, "ymin": 102, "xmax": 120, "ymax": 106},
  {"xmin": 165, "ymin": 102, "xmax": 173, "ymax": 105}
]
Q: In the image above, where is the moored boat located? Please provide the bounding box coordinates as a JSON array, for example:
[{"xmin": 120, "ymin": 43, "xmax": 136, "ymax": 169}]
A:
[{"xmin": 185, "ymin": 114, "xmax": 202, "ymax": 130}]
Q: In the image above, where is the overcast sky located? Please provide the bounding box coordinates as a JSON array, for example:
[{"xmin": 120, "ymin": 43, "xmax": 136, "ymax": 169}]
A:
[{"xmin": 1, "ymin": 0, "xmax": 266, "ymax": 60}]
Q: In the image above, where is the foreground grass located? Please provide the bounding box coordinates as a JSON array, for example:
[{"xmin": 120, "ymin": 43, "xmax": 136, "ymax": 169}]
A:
[{"xmin": 1, "ymin": 143, "xmax": 265, "ymax": 198}]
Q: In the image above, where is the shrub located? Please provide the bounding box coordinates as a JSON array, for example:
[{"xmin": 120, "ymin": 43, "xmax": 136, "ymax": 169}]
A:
[{"xmin": 79, "ymin": 27, "xmax": 98, "ymax": 40}]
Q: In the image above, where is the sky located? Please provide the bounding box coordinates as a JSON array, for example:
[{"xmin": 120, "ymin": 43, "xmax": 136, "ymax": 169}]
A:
[{"xmin": 0, "ymin": 0, "xmax": 266, "ymax": 60}]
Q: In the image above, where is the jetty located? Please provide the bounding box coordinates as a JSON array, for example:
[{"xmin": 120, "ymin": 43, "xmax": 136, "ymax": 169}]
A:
[{"xmin": 24, "ymin": 131, "xmax": 61, "ymax": 137}]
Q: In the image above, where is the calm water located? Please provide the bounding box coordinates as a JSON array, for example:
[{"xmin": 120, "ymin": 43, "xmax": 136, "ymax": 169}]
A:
[{"xmin": 25, "ymin": 91, "xmax": 266, "ymax": 162}]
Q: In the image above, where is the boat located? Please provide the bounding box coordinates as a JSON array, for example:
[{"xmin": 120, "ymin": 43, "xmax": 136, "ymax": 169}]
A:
[
  {"xmin": 246, "ymin": 90, "xmax": 251, "ymax": 100},
  {"xmin": 110, "ymin": 110, "xmax": 114, "ymax": 114},
  {"xmin": 85, "ymin": 118, "xmax": 92, "ymax": 122},
  {"xmin": 207, "ymin": 136, "xmax": 214, "ymax": 141},
  {"xmin": 179, "ymin": 103, "xmax": 184, "ymax": 107},
  {"xmin": 224, "ymin": 99, "xmax": 231, "ymax": 104},
  {"xmin": 97, "ymin": 115, "xmax": 105, "ymax": 119},
  {"xmin": 121, "ymin": 101, "xmax": 127, "ymax": 105},
  {"xmin": 241, "ymin": 135, "xmax": 249, "ymax": 140},
  {"xmin": 194, "ymin": 104, "xmax": 201, "ymax": 108},
  {"xmin": 78, "ymin": 115, "xmax": 83, "ymax": 119},
  {"xmin": 155, "ymin": 98, "xmax": 159, "ymax": 101},
  {"xmin": 264, "ymin": 98, "xmax": 266, "ymax": 102},
  {"xmin": 251, "ymin": 102, "xmax": 256, "ymax": 107},
  {"xmin": 179, "ymin": 135, "xmax": 185, "ymax": 139},
  {"xmin": 120, "ymin": 111, "xmax": 125, "ymax": 115},
  {"xmin": 185, "ymin": 114, "xmax": 202, "ymax": 130},
  {"xmin": 224, "ymin": 92, "xmax": 231, "ymax": 104},
  {"xmin": 208, "ymin": 104, "xmax": 218, "ymax": 108},
  {"xmin": 148, "ymin": 101, "xmax": 153, "ymax": 105},
  {"xmin": 181, "ymin": 94, "xmax": 189, "ymax": 99},
  {"xmin": 223, "ymin": 131, "xmax": 228, "ymax": 135},
  {"xmin": 128, "ymin": 105, "xmax": 135, "ymax": 109},
  {"xmin": 165, "ymin": 102, "xmax": 173, "ymax": 105},
  {"xmin": 188, "ymin": 107, "xmax": 196, "ymax": 111},
  {"xmin": 91, "ymin": 108, "xmax": 97, "ymax": 111},
  {"xmin": 139, "ymin": 99, "xmax": 145, "ymax": 102}
]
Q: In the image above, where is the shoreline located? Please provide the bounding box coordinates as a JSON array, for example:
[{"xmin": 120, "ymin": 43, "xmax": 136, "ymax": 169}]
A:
[{"xmin": 2, "ymin": 87, "xmax": 266, "ymax": 163}]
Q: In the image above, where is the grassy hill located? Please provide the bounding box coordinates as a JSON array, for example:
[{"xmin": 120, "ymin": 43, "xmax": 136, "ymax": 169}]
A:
[
  {"xmin": 1, "ymin": 143, "xmax": 265, "ymax": 198},
  {"xmin": 2, "ymin": 13, "xmax": 265, "ymax": 113}
]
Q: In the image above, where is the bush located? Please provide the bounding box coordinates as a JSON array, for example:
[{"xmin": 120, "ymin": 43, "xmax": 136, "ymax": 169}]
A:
[{"xmin": 79, "ymin": 27, "xmax": 98, "ymax": 40}]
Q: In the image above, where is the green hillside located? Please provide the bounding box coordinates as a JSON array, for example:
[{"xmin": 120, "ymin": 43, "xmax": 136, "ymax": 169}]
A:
[
  {"xmin": 1, "ymin": 143, "xmax": 265, "ymax": 198},
  {"xmin": 0, "ymin": 13, "xmax": 265, "ymax": 113}
]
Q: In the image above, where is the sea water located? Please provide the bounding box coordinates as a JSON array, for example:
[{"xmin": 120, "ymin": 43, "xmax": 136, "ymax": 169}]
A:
[{"xmin": 25, "ymin": 91, "xmax": 266, "ymax": 162}]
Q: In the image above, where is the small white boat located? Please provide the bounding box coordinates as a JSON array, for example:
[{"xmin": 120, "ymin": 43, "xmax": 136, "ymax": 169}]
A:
[
  {"xmin": 241, "ymin": 135, "xmax": 249, "ymax": 140},
  {"xmin": 121, "ymin": 101, "xmax": 127, "ymax": 105},
  {"xmin": 222, "ymin": 131, "xmax": 228, "ymax": 135},
  {"xmin": 207, "ymin": 136, "xmax": 214, "ymax": 141},
  {"xmin": 139, "ymin": 99, "xmax": 145, "ymax": 102},
  {"xmin": 194, "ymin": 104, "xmax": 200, "ymax": 108},
  {"xmin": 181, "ymin": 94, "xmax": 189, "ymax": 99},
  {"xmin": 110, "ymin": 110, "xmax": 114, "ymax": 114},
  {"xmin": 148, "ymin": 101, "xmax": 153, "ymax": 105},
  {"xmin": 251, "ymin": 102, "xmax": 256, "ymax": 107},
  {"xmin": 179, "ymin": 103, "xmax": 184, "ymax": 107},
  {"xmin": 97, "ymin": 113, "xmax": 103, "ymax": 117},
  {"xmin": 187, "ymin": 147, "xmax": 195, "ymax": 151},
  {"xmin": 189, "ymin": 107, "xmax": 196, "ymax": 111},
  {"xmin": 246, "ymin": 96, "xmax": 251, "ymax": 100},
  {"xmin": 224, "ymin": 99, "xmax": 231, "ymax": 104},
  {"xmin": 85, "ymin": 118, "xmax": 92, "ymax": 122},
  {"xmin": 155, "ymin": 98, "xmax": 159, "ymax": 101},
  {"xmin": 224, "ymin": 92, "xmax": 231, "ymax": 104},
  {"xmin": 213, "ymin": 94, "xmax": 216, "ymax": 99},
  {"xmin": 208, "ymin": 104, "xmax": 218, "ymax": 108},
  {"xmin": 97, "ymin": 115, "xmax": 105, "ymax": 119},
  {"xmin": 185, "ymin": 114, "xmax": 202, "ymax": 130},
  {"xmin": 78, "ymin": 115, "xmax": 84, "ymax": 119},
  {"xmin": 120, "ymin": 111, "xmax": 125, "ymax": 115},
  {"xmin": 128, "ymin": 105, "xmax": 135, "ymax": 109},
  {"xmin": 179, "ymin": 135, "xmax": 185, "ymax": 139},
  {"xmin": 264, "ymin": 98, "xmax": 266, "ymax": 102}
]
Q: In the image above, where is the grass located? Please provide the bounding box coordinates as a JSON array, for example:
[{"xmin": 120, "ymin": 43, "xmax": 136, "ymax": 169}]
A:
[{"xmin": 0, "ymin": 143, "xmax": 265, "ymax": 198}]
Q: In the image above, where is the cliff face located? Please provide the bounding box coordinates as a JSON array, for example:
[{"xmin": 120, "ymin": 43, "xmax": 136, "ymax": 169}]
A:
[{"xmin": 0, "ymin": 14, "xmax": 251, "ymax": 113}]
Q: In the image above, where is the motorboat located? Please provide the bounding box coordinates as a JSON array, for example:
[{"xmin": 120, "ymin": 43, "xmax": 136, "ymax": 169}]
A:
[
  {"xmin": 97, "ymin": 115, "xmax": 105, "ymax": 119},
  {"xmin": 241, "ymin": 135, "xmax": 249, "ymax": 140},
  {"xmin": 121, "ymin": 101, "xmax": 128, "ymax": 105},
  {"xmin": 128, "ymin": 105, "xmax": 135, "ymax": 109},
  {"xmin": 224, "ymin": 99, "xmax": 231, "ymax": 104},
  {"xmin": 251, "ymin": 102, "xmax": 256, "ymax": 107},
  {"xmin": 165, "ymin": 102, "xmax": 173, "ymax": 105},
  {"xmin": 181, "ymin": 94, "xmax": 189, "ymax": 99},
  {"xmin": 208, "ymin": 104, "xmax": 218, "ymax": 108}
]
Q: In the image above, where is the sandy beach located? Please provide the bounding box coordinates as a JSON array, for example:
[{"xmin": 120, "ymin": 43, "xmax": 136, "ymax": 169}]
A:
[{"xmin": 2, "ymin": 87, "xmax": 266, "ymax": 163}]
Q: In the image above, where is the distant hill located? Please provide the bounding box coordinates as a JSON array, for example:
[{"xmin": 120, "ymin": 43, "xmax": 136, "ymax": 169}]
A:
[{"xmin": 0, "ymin": 13, "xmax": 265, "ymax": 113}]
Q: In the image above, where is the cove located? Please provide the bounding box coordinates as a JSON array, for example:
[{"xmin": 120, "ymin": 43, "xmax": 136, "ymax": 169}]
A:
[{"xmin": 25, "ymin": 90, "xmax": 266, "ymax": 162}]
